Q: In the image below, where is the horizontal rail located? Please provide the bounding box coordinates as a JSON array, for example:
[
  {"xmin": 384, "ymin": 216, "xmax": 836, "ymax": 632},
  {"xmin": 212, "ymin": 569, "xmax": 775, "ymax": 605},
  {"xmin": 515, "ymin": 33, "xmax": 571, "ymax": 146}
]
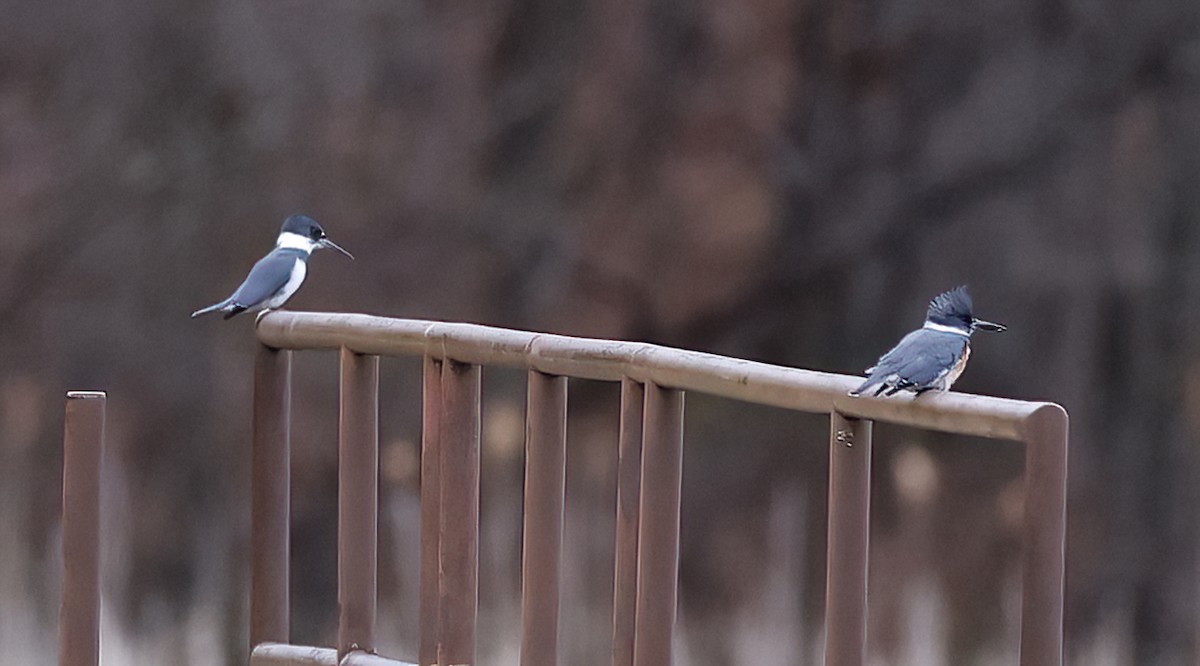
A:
[
  {"xmin": 251, "ymin": 644, "xmax": 338, "ymax": 665},
  {"xmin": 342, "ymin": 654, "xmax": 419, "ymax": 666},
  {"xmin": 250, "ymin": 644, "xmax": 416, "ymax": 666},
  {"xmin": 257, "ymin": 311, "xmax": 1061, "ymax": 441}
]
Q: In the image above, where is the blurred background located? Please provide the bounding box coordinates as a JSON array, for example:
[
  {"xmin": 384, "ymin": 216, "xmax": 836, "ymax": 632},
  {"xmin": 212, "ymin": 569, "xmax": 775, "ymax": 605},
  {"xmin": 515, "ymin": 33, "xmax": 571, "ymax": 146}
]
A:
[{"xmin": 2, "ymin": 0, "xmax": 1199, "ymax": 664}]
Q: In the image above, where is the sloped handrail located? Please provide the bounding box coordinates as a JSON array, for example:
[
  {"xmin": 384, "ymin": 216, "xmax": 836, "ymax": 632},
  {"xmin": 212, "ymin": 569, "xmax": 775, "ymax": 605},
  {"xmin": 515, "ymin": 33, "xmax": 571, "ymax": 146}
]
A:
[{"xmin": 256, "ymin": 311, "xmax": 1061, "ymax": 440}]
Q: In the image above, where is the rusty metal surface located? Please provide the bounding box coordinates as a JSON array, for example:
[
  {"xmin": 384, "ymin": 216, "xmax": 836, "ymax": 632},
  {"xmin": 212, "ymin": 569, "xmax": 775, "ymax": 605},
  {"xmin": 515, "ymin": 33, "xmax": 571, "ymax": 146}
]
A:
[
  {"xmin": 419, "ymin": 356, "xmax": 443, "ymax": 666},
  {"xmin": 438, "ymin": 360, "xmax": 481, "ymax": 666},
  {"xmin": 611, "ymin": 379, "xmax": 644, "ymax": 666},
  {"xmin": 520, "ymin": 371, "xmax": 568, "ymax": 666},
  {"xmin": 823, "ymin": 413, "xmax": 873, "ymax": 666},
  {"xmin": 1019, "ymin": 404, "xmax": 1069, "ymax": 666},
  {"xmin": 256, "ymin": 311, "xmax": 1053, "ymax": 440},
  {"xmin": 252, "ymin": 346, "xmax": 293, "ymax": 649},
  {"xmin": 59, "ymin": 391, "xmax": 106, "ymax": 666},
  {"xmin": 632, "ymin": 385, "xmax": 684, "ymax": 666},
  {"xmin": 338, "ymin": 349, "xmax": 380, "ymax": 659}
]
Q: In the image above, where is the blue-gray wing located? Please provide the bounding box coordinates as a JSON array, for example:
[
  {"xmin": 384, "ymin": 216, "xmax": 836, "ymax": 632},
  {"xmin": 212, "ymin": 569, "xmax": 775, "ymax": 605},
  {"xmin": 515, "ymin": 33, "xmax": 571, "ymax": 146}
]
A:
[
  {"xmin": 870, "ymin": 329, "xmax": 965, "ymax": 387},
  {"xmin": 230, "ymin": 250, "xmax": 297, "ymax": 308}
]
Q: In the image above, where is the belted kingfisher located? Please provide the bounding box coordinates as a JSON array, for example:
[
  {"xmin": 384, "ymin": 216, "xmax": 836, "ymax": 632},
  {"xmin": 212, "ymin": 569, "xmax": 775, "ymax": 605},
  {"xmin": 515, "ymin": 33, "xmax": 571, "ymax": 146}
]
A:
[
  {"xmin": 190, "ymin": 214, "xmax": 353, "ymax": 320},
  {"xmin": 850, "ymin": 286, "xmax": 1006, "ymax": 397}
]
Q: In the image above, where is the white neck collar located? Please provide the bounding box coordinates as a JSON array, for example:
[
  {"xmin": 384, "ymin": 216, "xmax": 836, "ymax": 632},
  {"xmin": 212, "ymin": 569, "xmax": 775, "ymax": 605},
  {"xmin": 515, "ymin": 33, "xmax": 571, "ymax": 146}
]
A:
[
  {"xmin": 277, "ymin": 231, "xmax": 318, "ymax": 253},
  {"xmin": 923, "ymin": 321, "xmax": 970, "ymax": 336}
]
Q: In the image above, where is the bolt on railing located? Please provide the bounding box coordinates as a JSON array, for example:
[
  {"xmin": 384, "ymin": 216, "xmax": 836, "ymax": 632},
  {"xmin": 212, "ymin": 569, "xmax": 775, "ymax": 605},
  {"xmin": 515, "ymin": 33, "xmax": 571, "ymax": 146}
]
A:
[{"xmin": 244, "ymin": 310, "xmax": 1068, "ymax": 666}]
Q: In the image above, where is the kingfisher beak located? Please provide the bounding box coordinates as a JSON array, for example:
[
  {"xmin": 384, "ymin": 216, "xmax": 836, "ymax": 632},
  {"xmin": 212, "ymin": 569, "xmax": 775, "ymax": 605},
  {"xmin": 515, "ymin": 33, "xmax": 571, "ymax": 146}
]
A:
[
  {"xmin": 973, "ymin": 318, "xmax": 1006, "ymax": 332},
  {"xmin": 319, "ymin": 237, "xmax": 354, "ymax": 260}
]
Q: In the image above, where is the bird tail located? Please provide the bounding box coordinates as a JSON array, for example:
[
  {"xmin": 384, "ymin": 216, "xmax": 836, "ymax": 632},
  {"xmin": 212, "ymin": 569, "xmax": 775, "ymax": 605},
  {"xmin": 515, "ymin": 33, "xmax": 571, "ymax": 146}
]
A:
[
  {"xmin": 222, "ymin": 305, "xmax": 248, "ymax": 320},
  {"xmin": 849, "ymin": 375, "xmax": 886, "ymax": 397},
  {"xmin": 191, "ymin": 299, "xmax": 231, "ymax": 318},
  {"xmin": 848, "ymin": 377, "xmax": 876, "ymax": 396}
]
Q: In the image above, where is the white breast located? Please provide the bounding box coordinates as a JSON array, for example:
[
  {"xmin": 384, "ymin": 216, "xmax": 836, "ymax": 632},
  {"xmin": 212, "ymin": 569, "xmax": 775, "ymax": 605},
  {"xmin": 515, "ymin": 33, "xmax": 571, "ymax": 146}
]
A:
[
  {"xmin": 264, "ymin": 258, "xmax": 307, "ymax": 309},
  {"xmin": 939, "ymin": 344, "xmax": 971, "ymax": 390}
]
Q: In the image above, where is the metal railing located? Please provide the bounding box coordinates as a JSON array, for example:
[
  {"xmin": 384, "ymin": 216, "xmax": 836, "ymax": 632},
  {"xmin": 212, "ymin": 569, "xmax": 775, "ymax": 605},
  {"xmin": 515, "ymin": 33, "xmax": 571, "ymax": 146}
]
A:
[
  {"xmin": 59, "ymin": 391, "xmax": 107, "ymax": 666},
  {"xmin": 244, "ymin": 310, "xmax": 1068, "ymax": 666},
  {"xmin": 53, "ymin": 310, "xmax": 1067, "ymax": 666}
]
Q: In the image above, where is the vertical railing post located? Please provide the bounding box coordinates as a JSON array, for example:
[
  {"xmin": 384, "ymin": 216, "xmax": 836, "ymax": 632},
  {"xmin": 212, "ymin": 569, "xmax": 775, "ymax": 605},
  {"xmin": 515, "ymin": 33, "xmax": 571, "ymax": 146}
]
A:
[
  {"xmin": 338, "ymin": 348, "xmax": 380, "ymax": 660},
  {"xmin": 612, "ymin": 379, "xmax": 644, "ymax": 666},
  {"xmin": 59, "ymin": 391, "xmax": 106, "ymax": 666},
  {"xmin": 1018, "ymin": 405, "xmax": 1068, "ymax": 666},
  {"xmin": 823, "ymin": 412, "xmax": 873, "ymax": 666},
  {"xmin": 520, "ymin": 371, "xmax": 568, "ymax": 666},
  {"xmin": 251, "ymin": 345, "xmax": 292, "ymax": 649},
  {"xmin": 438, "ymin": 360, "xmax": 481, "ymax": 666},
  {"xmin": 631, "ymin": 384, "xmax": 685, "ymax": 666},
  {"xmin": 420, "ymin": 356, "xmax": 444, "ymax": 666}
]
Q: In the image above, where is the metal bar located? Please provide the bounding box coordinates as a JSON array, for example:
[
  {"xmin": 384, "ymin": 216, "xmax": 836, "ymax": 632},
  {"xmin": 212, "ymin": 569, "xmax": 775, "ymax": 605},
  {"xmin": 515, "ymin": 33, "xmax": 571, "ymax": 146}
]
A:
[
  {"xmin": 631, "ymin": 384, "xmax": 684, "ymax": 666},
  {"xmin": 342, "ymin": 653, "xmax": 420, "ymax": 666},
  {"xmin": 338, "ymin": 349, "xmax": 380, "ymax": 660},
  {"xmin": 438, "ymin": 360, "xmax": 481, "ymax": 666},
  {"xmin": 59, "ymin": 391, "xmax": 106, "ymax": 666},
  {"xmin": 612, "ymin": 379, "xmax": 644, "ymax": 666},
  {"xmin": 1018, "ymin": 404, "xmax": 1069, "ymax": 666},
  {"xmin": 250, "ymin": 643, "xmax": 338, "ymax": 665},
  {"xmin": 252, "ymin": 345, "xmax": 293, "ymax": 649},
  {"xmin": 419, "ymin": 356, "xmax": 443, "ymax": 666},
  {"xmin": 520, "ymin": 371, "xmax": 568, "ymax": 666},
  {"xmin": 823, "ymin": 413, "xmax": 873, "ymax": 666},
  {"xmin": 249, "ymin": 644, "xmax": 419, "ymax": 666},
  {"xmin": 256, "ymin": 312, "xmax": 1051, "ymax": 440}
]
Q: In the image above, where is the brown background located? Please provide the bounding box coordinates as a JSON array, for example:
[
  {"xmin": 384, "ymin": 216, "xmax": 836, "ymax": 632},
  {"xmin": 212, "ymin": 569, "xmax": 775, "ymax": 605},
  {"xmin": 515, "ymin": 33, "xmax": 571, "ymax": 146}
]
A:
[{"xmin": 2, "ymin": 1, "xmax": 1200, "ymax": 664}]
